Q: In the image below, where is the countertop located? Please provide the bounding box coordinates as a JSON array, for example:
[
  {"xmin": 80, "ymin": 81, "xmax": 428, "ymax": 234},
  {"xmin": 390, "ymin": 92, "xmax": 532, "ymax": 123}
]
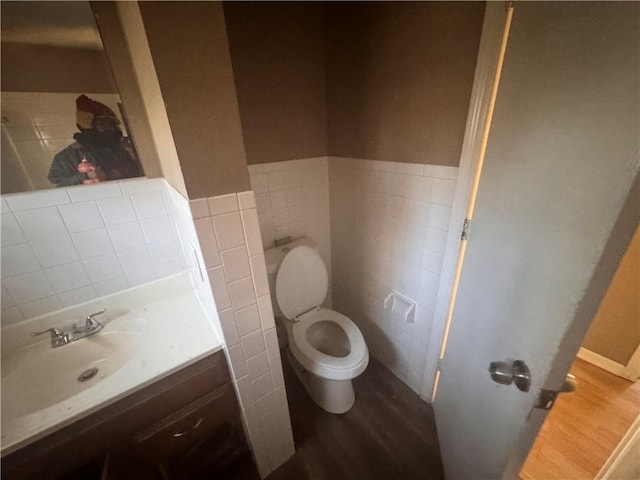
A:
[{"xmin": 1, "ymin": 273, "xmax": 223, "ymax": 456}]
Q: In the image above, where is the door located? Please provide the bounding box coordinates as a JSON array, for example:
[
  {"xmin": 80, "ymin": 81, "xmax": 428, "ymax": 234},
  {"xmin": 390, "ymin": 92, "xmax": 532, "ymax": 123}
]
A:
[{"xmin": 433, "ymin": 3, "xmax": 639, "ymax": 479}]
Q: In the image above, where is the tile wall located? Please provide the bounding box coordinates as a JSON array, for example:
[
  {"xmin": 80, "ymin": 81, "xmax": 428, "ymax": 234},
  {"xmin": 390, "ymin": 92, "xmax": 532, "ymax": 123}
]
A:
[
  {"xmin": 1, "ymin": 179, "xmax": 294, "ymax": 476},
  {"xmin": 248, "ymin": 157, "xmax": 332, "ymax": 309},
  {"xmin": 247, "ymin": 155, "xmax": 455, "ymax": 396},
  {"xmin": 189, "ymin": 192, "xmax": 294, "ymax": 478},
  {"xmin": 329, "ymin": 157, "xmax": 458, "ymax": 394},
  {"xmin": 1, "ymin": 178, "xmax": 187, "ymax": 326},
  {"xmin": 1, "ymin": 92, "xmax": 123, "ymax": 191}
]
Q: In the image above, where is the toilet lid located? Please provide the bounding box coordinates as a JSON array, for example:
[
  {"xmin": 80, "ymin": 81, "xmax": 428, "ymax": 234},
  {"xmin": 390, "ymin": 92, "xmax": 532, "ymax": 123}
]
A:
[{"xmin": 275, "ymin": 245, "xmax": 328, "ymax": 320}]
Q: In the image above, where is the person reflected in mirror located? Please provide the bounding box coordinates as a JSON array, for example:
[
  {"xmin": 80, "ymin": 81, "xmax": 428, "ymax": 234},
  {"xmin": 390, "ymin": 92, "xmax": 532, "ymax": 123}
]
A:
[{"xmin": 47, "ymin": 95, "xmax": 142, "ymax": 186}]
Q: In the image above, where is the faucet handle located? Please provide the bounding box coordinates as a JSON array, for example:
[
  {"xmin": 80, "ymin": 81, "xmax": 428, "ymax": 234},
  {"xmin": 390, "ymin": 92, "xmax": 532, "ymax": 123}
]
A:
[
  {"xmin": 31, "ymin": 327, "xmax": 70, "ymax": 347},
  {"xmin": 31, "ymin": 327, "xmax": 65, "ymax": 337},
  {"xmin": 86, "ymin": 309, "xmax": 106, "ymax": 328}
]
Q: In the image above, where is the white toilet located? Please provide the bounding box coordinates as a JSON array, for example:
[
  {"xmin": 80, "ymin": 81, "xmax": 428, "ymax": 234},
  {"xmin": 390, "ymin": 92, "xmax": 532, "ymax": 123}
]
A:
[{"xmin": 265, "ymin": 238, "xmax": 369, "ymax": 414}]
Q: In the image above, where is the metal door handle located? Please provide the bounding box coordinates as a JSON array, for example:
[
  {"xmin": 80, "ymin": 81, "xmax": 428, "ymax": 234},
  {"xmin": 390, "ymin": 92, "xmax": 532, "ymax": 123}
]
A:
[
  {"xmin": 512, "ymin": 360, "xmax": 531, "ymax": 392},
  {"xmin": 489, "ymin": 360, "xmax": 531, "ymax": 392}
]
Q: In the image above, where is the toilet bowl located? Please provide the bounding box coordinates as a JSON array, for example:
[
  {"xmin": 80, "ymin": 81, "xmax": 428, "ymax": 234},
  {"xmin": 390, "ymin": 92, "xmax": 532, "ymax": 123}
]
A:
[{"xmin": 269, "ymin": 240, "xmax": 369, "ymax": 414}]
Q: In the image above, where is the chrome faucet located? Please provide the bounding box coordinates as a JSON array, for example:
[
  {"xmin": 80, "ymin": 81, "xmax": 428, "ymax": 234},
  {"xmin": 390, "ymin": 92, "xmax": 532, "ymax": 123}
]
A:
[{"xmin": 31, "ymin": 309, "xmax": 106, "ymax": 348}]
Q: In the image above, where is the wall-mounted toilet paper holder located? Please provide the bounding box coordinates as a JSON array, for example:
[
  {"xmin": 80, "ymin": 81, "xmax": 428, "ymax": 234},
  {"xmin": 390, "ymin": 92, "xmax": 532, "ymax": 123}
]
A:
[{"xmin": 383, "ymin": 291, "xmax": 416, "ymax": 324}]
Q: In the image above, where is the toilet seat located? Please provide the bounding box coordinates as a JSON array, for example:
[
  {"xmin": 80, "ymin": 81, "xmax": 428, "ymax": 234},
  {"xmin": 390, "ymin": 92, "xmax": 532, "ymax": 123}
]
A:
[{"xmin": 289, "ymin": 308, "xmax": 368, "ymax": 381}]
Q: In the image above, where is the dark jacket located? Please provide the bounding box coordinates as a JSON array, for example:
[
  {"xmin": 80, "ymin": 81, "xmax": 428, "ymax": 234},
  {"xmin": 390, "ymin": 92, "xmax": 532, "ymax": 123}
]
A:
[{"xmin": 48, "ymin": 131, "xmax": 141, "ymax": 187}]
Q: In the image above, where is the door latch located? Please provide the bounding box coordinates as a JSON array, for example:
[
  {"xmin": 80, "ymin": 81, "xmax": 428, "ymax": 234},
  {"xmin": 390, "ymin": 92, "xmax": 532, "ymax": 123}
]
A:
[
  {"xmin": 534, "ymin": 373, "xmax": 577, "ymax": 410},
  {"xmin": 534, "ymin": 389, "xmax": 559, "ymax": 410}
]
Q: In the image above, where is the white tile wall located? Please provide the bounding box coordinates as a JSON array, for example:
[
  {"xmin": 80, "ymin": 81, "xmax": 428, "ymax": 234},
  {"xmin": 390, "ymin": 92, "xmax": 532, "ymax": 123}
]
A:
[
  {"xmin": 1, "ymin": 178, "xmax": 188, "ymax": 326},
  {"xmin": 161, "ymin": 184, "xmax": 221, "ymax": 342},
  {"xmin": 189, "ymin": 191, "xmax": 294, "ymax": 478},
  {"xmin": 329, "ymin": 157, "xmax": 458, "ymax": 395},
  {"xmin": 248, "ymin": 157, "xmax": 332, "ymax": 308},
  {"xmin": 1, "ymin": 93, "xmax": 124, "ymax": 192}
]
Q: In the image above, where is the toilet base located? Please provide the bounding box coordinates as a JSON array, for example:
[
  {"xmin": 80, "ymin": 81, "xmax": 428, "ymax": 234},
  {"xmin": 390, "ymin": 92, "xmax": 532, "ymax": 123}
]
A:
[{"xmin": 286, "ymin": 349, "xmax": 355, "ymax": 414}]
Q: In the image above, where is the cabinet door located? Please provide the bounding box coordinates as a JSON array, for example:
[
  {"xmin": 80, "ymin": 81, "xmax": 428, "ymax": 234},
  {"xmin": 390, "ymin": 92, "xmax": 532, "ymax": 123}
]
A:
[
  {"xmin": 100, "ymin": 453, "xmax": 162, "ymax": 480},
  {"xmin": 165, "ymin": 422, "xmax": 251, "ymax": 480},
  {"xmin": 132, "ymin": 383, "xmax": 237, "ymax": 463}
]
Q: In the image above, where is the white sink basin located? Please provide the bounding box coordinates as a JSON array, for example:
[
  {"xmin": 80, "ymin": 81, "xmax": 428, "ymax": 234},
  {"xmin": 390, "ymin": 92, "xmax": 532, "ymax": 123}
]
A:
[{"xmin": 1, "ymin": 331, "xmax": 139, "ymax": 420}]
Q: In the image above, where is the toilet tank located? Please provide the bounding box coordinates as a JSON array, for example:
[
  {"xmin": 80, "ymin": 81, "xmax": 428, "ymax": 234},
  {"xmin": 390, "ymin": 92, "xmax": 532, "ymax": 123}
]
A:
[{"xmin": 264, "ymin": 236, "xmax": 318, "ymax": 318}]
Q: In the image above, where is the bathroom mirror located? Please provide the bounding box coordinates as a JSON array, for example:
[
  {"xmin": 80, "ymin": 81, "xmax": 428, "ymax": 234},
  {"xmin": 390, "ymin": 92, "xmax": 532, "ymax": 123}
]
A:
[
  {"xmin": 1, "ymin": 2, "xmax": 187, "ymax": 329},
  {"xmin": 1, "ymin": 1, "xmax": 144, "ymax": 194}
]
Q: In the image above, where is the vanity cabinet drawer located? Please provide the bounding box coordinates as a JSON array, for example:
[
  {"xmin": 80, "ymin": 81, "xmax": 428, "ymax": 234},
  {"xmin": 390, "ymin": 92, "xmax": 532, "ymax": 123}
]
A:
[{"xmin": 132, "ymin": 382, "xmax": 237, "ymax": 462}]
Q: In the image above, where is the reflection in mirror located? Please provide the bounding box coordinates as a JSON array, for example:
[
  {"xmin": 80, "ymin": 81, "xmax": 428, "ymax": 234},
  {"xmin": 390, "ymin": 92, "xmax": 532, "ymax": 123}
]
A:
[
  {"xmin": 1, "ymin": 2, "xmax": 188, "ymax": 329},
  {"xmin": 1, "ymin": 1, "xmax": 144, "ymax": 194}
]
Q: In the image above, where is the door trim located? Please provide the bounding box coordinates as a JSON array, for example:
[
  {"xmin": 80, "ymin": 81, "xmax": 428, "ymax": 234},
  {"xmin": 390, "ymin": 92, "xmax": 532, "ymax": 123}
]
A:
[
  {"xmin": 595, "ymin": 415, "xmax": 640, "ymax": 480},
  {"xmin": 620, "ymin": 343, "xmax": 640, "ymax": 381},
  {"xmin": 420, "ymin": 1, "xmax": 514, "ymax": 401}
]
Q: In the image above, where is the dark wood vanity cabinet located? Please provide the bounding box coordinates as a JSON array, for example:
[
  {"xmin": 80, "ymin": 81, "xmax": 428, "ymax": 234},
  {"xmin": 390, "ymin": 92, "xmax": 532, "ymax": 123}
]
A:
[{"xmin": 2, "ymin": 351, "xmax": 253, "ymax": 480}]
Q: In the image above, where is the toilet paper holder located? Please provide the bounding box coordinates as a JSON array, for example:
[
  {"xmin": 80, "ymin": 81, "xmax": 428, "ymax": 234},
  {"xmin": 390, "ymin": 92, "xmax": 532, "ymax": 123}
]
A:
[{"xmin": 383, "ymin": 291, "xmax": 416, "ymax": 324}]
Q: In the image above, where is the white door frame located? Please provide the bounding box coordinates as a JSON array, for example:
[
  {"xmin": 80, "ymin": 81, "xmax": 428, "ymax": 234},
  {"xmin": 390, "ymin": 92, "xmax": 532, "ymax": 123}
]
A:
[
  {"xmin": 420, "ymin": 1, "xmax": 513, "ymax": 401},
  {"xmin": 596, "ymin": 415, "xmax": 640, "ymax": 480},
  {"xmin": 621, "ymin": 344, "xmax": 640, "ymax": 380}
]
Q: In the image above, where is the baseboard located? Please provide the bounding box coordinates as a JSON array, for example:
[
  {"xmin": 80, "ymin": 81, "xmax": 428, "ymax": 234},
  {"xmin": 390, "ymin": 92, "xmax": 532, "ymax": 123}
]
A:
[{"xmin": 577, "ymin": 347, "xmax": 625, "ymax": 376}]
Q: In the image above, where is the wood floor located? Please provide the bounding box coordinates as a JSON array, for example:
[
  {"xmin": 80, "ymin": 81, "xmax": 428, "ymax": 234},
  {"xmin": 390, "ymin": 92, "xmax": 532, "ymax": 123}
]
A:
[
  {"xmin": 520, "ymin": 358, "xmax": 640, "ymax": 480},
  {"xmin": 267, "ymin": 354, "xmax": 444, "ymax": 480}
]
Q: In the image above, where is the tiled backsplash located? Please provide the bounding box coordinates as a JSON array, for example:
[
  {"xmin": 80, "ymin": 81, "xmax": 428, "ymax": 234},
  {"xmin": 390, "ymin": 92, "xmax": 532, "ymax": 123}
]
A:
[
  {"xmin": 1, "ymin": 92, "xmax": 123, "ymax": 192},
  {"xmin": 1, "ymin": 178, "xmax": 187, "ymax": 326},
  {"xmin": 188, "ymin": 192, "xmax": 294, "ymax": 477},
  {"xmin": 248, "ymin": 157, "xmax": 332, "ymax": 308},
  {"xmin": 329, "ymin": 157, "xmax": 458, "ymax": 394}
]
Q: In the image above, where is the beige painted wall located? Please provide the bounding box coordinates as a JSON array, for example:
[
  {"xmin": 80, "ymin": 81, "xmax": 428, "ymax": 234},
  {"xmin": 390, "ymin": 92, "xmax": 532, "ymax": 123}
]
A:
[
  {"xmin": 583, "ymin": 226, "xmax": 640, "ymax": 365},
  {"xmin": 326, "ymin": 2, "xmax": 484, "ymax": 166},
  {"xmin": 223, "ymin": 2, "xmax": 327, "ymax": 165},
  {"xmin": 222, "ymin": 2, "xmax": 483, "ymax": 168},
  {"xmin": 1, "ymin": 43, "xmax": 115, "ymax": 93},
  {"xmin": 137, "ymin": 1, "xmax": 250, "ymax": 199},
  {"xmin": 87, "ymin": 3, "xmax": 481, "ymax": 194}
]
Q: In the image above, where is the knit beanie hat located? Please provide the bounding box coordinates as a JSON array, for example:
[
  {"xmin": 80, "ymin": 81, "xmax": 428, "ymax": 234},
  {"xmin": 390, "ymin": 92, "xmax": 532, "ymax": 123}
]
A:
[{"xmin": 76, "ymin": 94, "xmax": 121, "ymax": 130}]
